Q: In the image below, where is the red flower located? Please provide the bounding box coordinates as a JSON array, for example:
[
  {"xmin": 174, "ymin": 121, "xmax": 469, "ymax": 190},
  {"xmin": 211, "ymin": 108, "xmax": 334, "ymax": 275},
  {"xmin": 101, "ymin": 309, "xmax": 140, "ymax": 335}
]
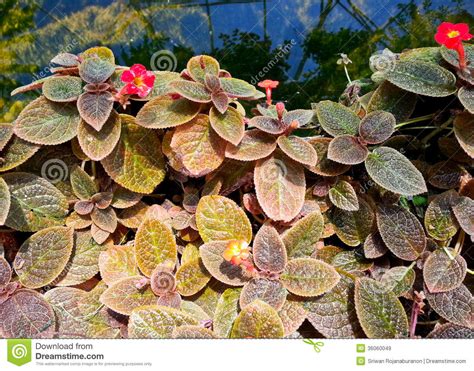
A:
[
  {"xmin": 258, "ymin": 79, "xmax": 279, "ymax": 105},
  {"xmin": 434, "ymin": 22, "xmax": 472, "ymax": 69},
  {"xmin": 119, "ymin": 64, "xmax": 155, "ymax": 98}
]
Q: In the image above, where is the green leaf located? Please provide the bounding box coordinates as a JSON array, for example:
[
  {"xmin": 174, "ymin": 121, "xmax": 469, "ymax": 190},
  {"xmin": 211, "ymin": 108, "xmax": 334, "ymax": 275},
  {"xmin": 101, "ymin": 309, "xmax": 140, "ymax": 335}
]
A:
[
  {"xmin": 0, "ymin": 177, "xmax": 10, "ymax": 225},
  {"xmin": 209, "ymin": 106, "xmax": 245, "ymax": 145},
  {"xmin": 173, "ymin": 325, "xmax": 218, "ymax": 339},
  {"xmin": 305, "ymin": 137, "xmax": 351, "ymax": 176},
  {"xmin": 327, "ymin": 135, "xmax": 368, "ymax": 165},
  {"xmin": 171, "ymin": 80, "xmax": 211, "ymax": 103},
  {"xmin": 365, "ymin": 146, "xmax": 427, "ymax": 196},
  {"xmin": 305, "ymin": 272, "xmax": 363, "ymax": 338},
  {"xmin": 278, "ymin": 295, "xmax": 307, "ymax": 336},
  {"xmin": 329, "ymin": 180, "xmax": 359, "ymax": 211},
  {"xmin": 453, "ymin": 196, "xmax": 474, "ymax": 236},
  {"xmin": 14, "ymin": 96, "xmax": 80, "ymax": 145},
  {"xmin": 367, "ymin": 81, "xmax": 416, "ymax": 123},
  {"xmin": 219, "ymin": 77, "xmax": 257, "ymax": 98},
  {"xmin": 0, "ymin": 256, "xmax": 11, "ymax": 286},
  {"xmin": 213, "ymin": 287, "xmax": 241, "ymax": 338},
  {"xmin": 42, "ymin": 76, "xmax": 82, "ymax": 102},
  {"xmin": 128, "ymin": 305, "xmax": 198, "ymax": 338},
  {"xmin": 51, "ymin": 52, "xmax": 79, "ymax": 66},
  {"xmin": 315, "ymin": 100, "xmax": 360, "ymax": 137},
  {"xmin": 169, "ymin": 114, "xmax": 226, "ymax": 177},
  {"xmin": 280, "ymin": 258, "xmax": 340, "ymax": 297},
  {"xmin": 14, "ymin": 226, "xmax": 74, "ymax": 289},
  {"xmin": 254, "ymin": 150, "xmax": 306, "ymax": 222},
  {"xmin": 0, "ymin": 123, "xmax": 13, "ymax": 151},
  {"xmin": 330, "ymin": 197, "xmax": 374, "ymax": 246},
  {"xmin": 77, "ymin": 110, "xmax": 121, "ymax": 161},
  {"xmin": 231, "ymin": 300, "xmax": 284, "ymax": 338},
  {"xmin": 187, "ymin": 55, "xmax": 220, "ymax": 83},
  {"xmin": 331, "ymin": 250, "xmax": 373, "ymax": 272},
  {"xmin": 79, "ymin": 56, "xmax": 115, "ymax": 84},
  {"xmin": 0, "ymin": 289, "xmax": 55, "ymax": 338},
  {"xmin": 424, "ymin": 190, "xmax": 459, "ymax": 241},
  {"xmin": 176, "ymin": 258, "xmax": 211, "ymax": 296},
  {"xmin": 384, "ymin": 61, "xmax": 456, "ymax": 97},
  {"xmin": 70, "ymin": 165, "xmax": 98, "ymax": 200},
  {"xmin": 100, "ymin": 276, "xmax": 157, "ymax": 315},
  {"xmin": 98, "ymin": 244, "xmax": 139, "ymax": 286},
  {"xmin": 77, "ymin": 91, "xmax": 114, "ymax": 131},
  {"xmin": 427, "ymin": 323, "xmax": 474, "ymax": 339},
  {"xmin": 196, "ymin": 195, "xmax": 252, "ymax": 243},
  {"xmin": 225, "ymin": 129, "xmax": 277, "ymax": 161},
  {"xmin": 440, "ymin": 44, "xmax": 474, "ymax": 69},
  {"xmin": 81, "ymin": 46, "xmax": 115, "ymax": 64},
  {"xmin": 377, "ymin": 204, "xmax": 426, "ymax": 261},
  {"xmin": 199, "ymin": 241, "xmax": 250, "ymax": 286},
  {"xmin": 423, "ymin": 248, "xmax": 466, "ymax": 293},
  {"xmin": 355, "ymin": 277, "xmax": 409, "ymax": 338},
  {"xmin": 249, "ymin": 116, "xmax": 287, "ymax": 134},
  {"xmin": 458, "ymin": 87, "xmax": 474, "ymax": 114},
  {"xmin": 380, "ymin": 266, "xmax": 415, "ymax": 296},
  {"xmin": 454, "ymin": 112, "xmax": 474, "ymax": 158},
  {"xmin": 240, "ymin": 278, "xmax": 287, "ymax": 310},
  {"xmin": 253, "ymin": 223, "xmax": 287, "ymax": 273},
  {"xmin": 359, "ymin": 111, "xmax": 396, "ymax": 144},
  {"xmin": 135, "ymin": 218, "xmax": 177, "ymax": 277},
  {"xmin": 425, "ymin": 284, "xmax": 473, "ymax": 328},
  {"xmin": 136, "ymin": 96, "xmax": 200, "ymax": 129},
  {"xmin": 282, "ymin": 210, "xmax": 324, "ymax": 258},
  {"xmin": 101, "ymin": 114, "xmax": 166, "ymax": 194},
  {"xmin": 277, "ymin": 135, "xmax": 318, "ymax": 166},
  {"xmin": 2, "ymin": 172, "xmax": 68, "ymax": 231}
]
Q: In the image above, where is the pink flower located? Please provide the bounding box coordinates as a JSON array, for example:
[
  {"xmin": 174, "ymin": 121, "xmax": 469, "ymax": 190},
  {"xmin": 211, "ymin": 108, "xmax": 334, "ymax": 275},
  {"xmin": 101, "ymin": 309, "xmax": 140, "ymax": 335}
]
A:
[
  {"xmin": 119, "ymin": 64, "xmax": 155, "ymax": 98},
  {"xmin": 434, "ymin": 22, "xmax": 473, "ymax": 70},
  {"xmin": 258, "ymin": 79, "xmax": 279, "ymax": 105}
]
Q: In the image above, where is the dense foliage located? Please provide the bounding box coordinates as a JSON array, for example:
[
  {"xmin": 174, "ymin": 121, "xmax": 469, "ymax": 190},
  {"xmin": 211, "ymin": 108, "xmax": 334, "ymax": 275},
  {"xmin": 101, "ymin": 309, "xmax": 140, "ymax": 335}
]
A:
[{"xmin": 0, "ymin": 30, "xmax": 473, "ymax": 339}]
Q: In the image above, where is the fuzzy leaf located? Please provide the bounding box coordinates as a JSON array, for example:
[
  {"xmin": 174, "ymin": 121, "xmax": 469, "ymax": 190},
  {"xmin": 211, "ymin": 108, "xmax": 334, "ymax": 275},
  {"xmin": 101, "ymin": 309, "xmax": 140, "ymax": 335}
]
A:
[
  {"xmin": 99, "ymin": 245, "xmax": 139, "ymax": 285},
  {"xmin": 380, "ymin": 266, "xmax": 415, "ymax": 296},
  {"xmin": 171, "ymin": 80, "xmax": 211, "ymax": 103},
  {"xmin": 331, "ymin": 250, "xmax": 373, "ymax": 272},
  {"xmin": 70, "ymin": 165, "xmax": 98, "ymax": 200},
  {"xmin": 0, "ymin": 123, "xmax": 13, "ymax": 151},
  {"xmin": 377, "ymin": 204, "xmax": 426, "ymax": 261},
  {"xmin": 187, "ymin": 55, "xmax": 219, "ymax": 83},
  {"xmin": 424, "ymin": 190, "xmax": 459, "ymax": 240},
  {"xmin": 196, "ymin": 195, "xmax": 252, "ymax": 243},
  {"xmin": 79, "ymin": 56, "xmax": 115, "ymax": 84},
  {"xmin": 277, "ymin": 135, "xmax": 318, "ymax": 166},
  {"xmin": 219, "ymin": 77, "xmax": 257, "ymax": 98},
  {"xmin": 330, "ymin": 197, "xmax": 374, "ymax": 246},
  {"xmin": 77, "ymin": 110, "xmax": 121, "ymax": 161},
  {"xmin": 170, "ymin": 114, "xmax": 225, "ymax": 177},
  {"xmin": 14, "ymin": 226, "xmax": 74, "ymax": 289},
  {"xmin": 363, "ymin": 232, "xmax": 388, "ymax": 259},
  {"xmin": 135, "ymin": 218, "xmax": 177, "ymax": 277},
  {"xmin": 280, "ymin": 258, "xmax": 340, "ymax": 297},
  {"xmin": 231, "ymin": 300, "xmax": 284, "ymax": 338},
  {"xmin": 42, "ymin": 76, "xmax": 82, "ymax": 102},
  {"xmin": 282, "ymin": 210, "xmax": 324, "ymax": 258},
  {"xmin": 249, "ymin": 116, "xmax": 287, "ymax": 134},
  {"xmin": 328, "ymin": 135, "xmax": 368, "ymax": 165},
  {"xmin": 355, "ymin": 277, "xmax": 409, "ymax": 338},
  {"xmin": 199, "ymin": 241, "xmax": 250, "ymax": 286},
  {"xmin": 458, "ymin": 87, "xmax": 474, "ymax": 114},
  {"xmin": 128, "ymin": 305, "xmax": 198, "ymax": 338},
  {"xmin": 454, "ymin": 112, "xmax": 474, "ymax": 158},
  {"xmin": 253, "ymin": 223, "xmax": 287, "ymax": 273},
  {"xmin": 176, "ymin": 258, "xmax": 211, "ymax": 296},
  {"xmin": 0, "ymin": 289, "xmax": 55, "ymax": 338},
  {"xmin": 0, "ymin": 177, "xmax": 10, "ymax": 225},
  {"xmin": 254, "ymin": 151, "xmax": 306, "ymax": 222},
  {"xmin": 282, "ymin": 109, "xmax": 313, "ymax": 127},
  {"xmin": 278, "ymin": 296, "xmax": 307, "ymax": 336},
  {"xmin": 213, "ymin": 287, "xmax": 241, "ymax": 338},
  {"xmin": 425, "ymin": 284, "xmax": 473, "ymax": 328},
  {"xmin": 136, "ymin": 96, "xmax": 200, "ymax": 129},
  {"xmin": 305, "ymin": 272, "xmax": 363, "ymax": 338},
  {"xmin": 101, "ymin": 115, "xmax": 166, "ymax": 193},
  {"xmin": 365, "ymin": 146, "xmax": 427, "ymax": 196},
  {"xmin": 359, "ymin": 110, "xmax": 396, "ymax": 144},
  {"xmin": 117, "ymin": 201, "xmax": 149, "ymax": 229},
  {"xmin": 384, "ymin": 61, "xmax": 456, "ymax": 97},
  {"xmin": 315, "ymin": 100, "xmax": 360, "ymax": 137},
  {"xmin": 77, "ymin": 91, "xmax": 114, "ymax": 131},
  {"xmin": 209, "ymin": 106, "xmax": 244, "ymax": 145},
  {"xmin": 225, "ymin": 129, "xmax": 277, "ymax": 161},
  {"xmin": 2, "ymin": 172, "xmax": 68, "ymax": 231},
  {"xmin": 329, "ymin": 180, "xmax": 359, "ymax": 211},
  {"xmin": 240, "ymin": 278, "xmax": 287, "ymax": 310},
  {"xmin": 100, "ymin": 276, "xmax": 156, "ymax": 315},
  {"xmin": 306, "ymin": 137, "xmax": 350, "ymax": 176},
  {"xmin": 453, "ymin": 196, "xmax": 474, "ymax": 236},
  {"xmin": 91, "ymin": 207, "xmax": 117, "ymax": 233},
  {"xmin": 14, "ymin": 96, "xmax": 80, "ymax": 145},
  {"xmin": 427, "ymin": 323, "xmax": 474, "ymax": 339},
  {"xmin": 424, "ymin": 248, "xmax": 466, "ymax": 293},
  {"xmin": 172, "ymin": 325, "xmax": 218, "ymax": 339},
  {"xmin": 367, "ymin": 81, "xmax": 416, "ymax": 123}
]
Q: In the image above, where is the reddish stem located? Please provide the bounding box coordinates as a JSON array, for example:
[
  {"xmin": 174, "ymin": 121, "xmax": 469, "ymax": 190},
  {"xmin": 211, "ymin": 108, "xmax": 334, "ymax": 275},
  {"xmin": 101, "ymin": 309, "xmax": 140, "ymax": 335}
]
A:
[
  {"xmin": 409, "ymin": 302, "xmax": 420, "ymax": 338},
  {"xmin": 265, "ymin": 87, "xmax": 272, "ymax": 105},
  {"xmin": 456, "ymin": 43, "xmax": 466, "ymax": 70}
]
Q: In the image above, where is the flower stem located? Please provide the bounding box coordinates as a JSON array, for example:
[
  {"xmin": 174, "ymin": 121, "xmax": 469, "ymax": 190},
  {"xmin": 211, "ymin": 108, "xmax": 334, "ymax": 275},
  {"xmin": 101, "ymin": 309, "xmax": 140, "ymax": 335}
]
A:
[
  {"xmin": 395, "ymin": 113, "xmax": 436, "ymax": 129},
  {"xmin": 343, "ymin": 65, "xmax": 352, "ymax": 84},
  {"xmin": 421, "ymin": 118, "xmax": 453, "ymax": 145}
]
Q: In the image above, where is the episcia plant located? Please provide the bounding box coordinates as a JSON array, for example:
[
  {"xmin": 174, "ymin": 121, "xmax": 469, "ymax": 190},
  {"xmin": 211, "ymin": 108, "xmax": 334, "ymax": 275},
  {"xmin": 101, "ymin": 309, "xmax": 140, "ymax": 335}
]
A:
[{"xmin": 0, "ymin": 22, "xmax": 473, "ymax": 340}]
